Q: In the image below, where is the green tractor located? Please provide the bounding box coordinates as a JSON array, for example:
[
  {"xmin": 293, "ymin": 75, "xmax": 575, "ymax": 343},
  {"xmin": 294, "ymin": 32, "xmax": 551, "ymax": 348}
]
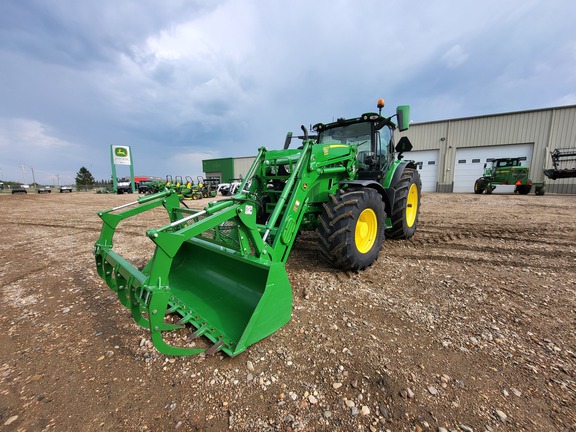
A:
[
  {"xmin": 474, "ymin": 158, "xmax": 545, "ymax": 195},
  {"xmin": 93, "ymin": 100, "xmax": 422, "ymax": 357}
]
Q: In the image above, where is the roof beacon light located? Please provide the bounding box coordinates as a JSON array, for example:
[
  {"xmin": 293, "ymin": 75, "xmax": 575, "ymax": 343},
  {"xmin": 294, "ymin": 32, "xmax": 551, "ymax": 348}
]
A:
[{"xmin": 377, "ymin": 98, "xmax": 385, "ymax": 115}]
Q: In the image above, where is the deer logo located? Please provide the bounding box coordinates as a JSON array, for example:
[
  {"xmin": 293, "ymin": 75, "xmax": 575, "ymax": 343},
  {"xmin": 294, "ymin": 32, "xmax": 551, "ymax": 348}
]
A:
[{"xmin": 115, "ymin": 147, "xmax": 128, "ymax": 157}]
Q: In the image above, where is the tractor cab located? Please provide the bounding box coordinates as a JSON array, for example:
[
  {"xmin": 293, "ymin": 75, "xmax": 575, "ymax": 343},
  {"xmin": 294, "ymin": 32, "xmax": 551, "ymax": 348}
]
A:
[
  {"xmin": 484, "ymin": 158, "xmax": 523, "ymax": 177},
  {"xmin": 314, "ymin": 104, "xmax": 412, "ymax": 180},
  {"xmin": 315, "ymin": 119, "xmax": 385, "ymax": 174}
]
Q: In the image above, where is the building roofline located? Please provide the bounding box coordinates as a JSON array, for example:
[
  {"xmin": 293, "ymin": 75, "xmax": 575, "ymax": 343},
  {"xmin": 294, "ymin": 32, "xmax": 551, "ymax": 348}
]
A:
[{"xmin": 411, "ymin": 104, "xmax": 576, "ymax": 126}]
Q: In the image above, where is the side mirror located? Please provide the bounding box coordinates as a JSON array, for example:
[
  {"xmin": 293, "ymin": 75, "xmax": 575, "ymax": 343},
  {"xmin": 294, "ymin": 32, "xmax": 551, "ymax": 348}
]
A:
[
  {"xmin": 395, "ymin": 136, "xmax": 413, "ymax": 153},
  {"xmin": 283, "ymin": 132, "xmax": 293, "ymax": 149},
  {"xmin": 396, "ymin": 105, "xmax": 410, "ymax": 132}
]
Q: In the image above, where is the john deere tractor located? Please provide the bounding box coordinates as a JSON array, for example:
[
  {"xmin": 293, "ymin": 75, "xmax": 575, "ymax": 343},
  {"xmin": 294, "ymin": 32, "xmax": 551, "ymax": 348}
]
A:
[
  {"xmin": 474, "ymin": 158, "xmax": 545, "ymax": 195},
  {"xmin": 93, "ymin": 100, "xmax": 421, "ymax": 357}
]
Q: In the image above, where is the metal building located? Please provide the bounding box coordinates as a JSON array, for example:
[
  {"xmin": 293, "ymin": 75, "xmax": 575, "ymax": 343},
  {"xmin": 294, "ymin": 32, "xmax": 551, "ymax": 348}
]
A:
[
  {"xmin": 398, "ymin": 105, "xmax": 576, "ymax": 194},
  {"xmin": 203, "ymin": 105, "xmax": 576, "ymax": 194},
  {"xmin": 202, "ymin": 156, "xmax": 256, "ymax": 183}
]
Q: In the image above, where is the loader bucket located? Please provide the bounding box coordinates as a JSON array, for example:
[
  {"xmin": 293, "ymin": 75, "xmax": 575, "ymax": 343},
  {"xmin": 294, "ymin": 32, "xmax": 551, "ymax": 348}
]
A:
[
  {"xmin": 163, "ymin": 240, "xmax": 293, "ymax": 355},
  {"xmin": 94, "ymin": 190, "xmax": 293, "ymax": 357}
]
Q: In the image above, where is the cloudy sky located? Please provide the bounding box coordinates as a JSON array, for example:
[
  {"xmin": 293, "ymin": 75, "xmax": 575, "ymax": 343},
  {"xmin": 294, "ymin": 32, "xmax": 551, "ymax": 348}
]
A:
[{"xmin": 1, "ymin": 0, "xmax": 575, "ymax": 185}]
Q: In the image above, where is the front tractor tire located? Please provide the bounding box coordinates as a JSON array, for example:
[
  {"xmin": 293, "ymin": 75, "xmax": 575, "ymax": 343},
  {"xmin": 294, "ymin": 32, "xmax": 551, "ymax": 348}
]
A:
[
  {"xmin": 386, "ymin": 168, "xmax": 422, "ymax": 239},
  {"xmin": 474, "ymin": 179, "xmax": 485, "ymax": 194},
  {"xmin": 317, "ymin": 188, "xmax": 386, "ymax": 271}
]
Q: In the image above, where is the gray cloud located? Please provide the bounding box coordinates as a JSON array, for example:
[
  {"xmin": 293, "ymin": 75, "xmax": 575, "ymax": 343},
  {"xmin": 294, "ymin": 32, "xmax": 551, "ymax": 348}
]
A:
[{"xmin": 0, "ymin": 0, "xmax": 575, "ymax": 184}]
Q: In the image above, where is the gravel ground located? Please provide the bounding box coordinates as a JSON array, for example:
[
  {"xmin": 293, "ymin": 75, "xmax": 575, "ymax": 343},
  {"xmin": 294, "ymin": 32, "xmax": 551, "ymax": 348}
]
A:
[{"xmin": 0, "ymin": 191, "xmax": 575, "ymax": 431}]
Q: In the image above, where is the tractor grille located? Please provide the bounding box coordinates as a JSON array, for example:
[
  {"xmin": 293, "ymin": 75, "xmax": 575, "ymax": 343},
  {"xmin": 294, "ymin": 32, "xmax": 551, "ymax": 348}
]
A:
[{"xmin": 512, "ymin": 169, "xmax": 528, "ymax": 180}]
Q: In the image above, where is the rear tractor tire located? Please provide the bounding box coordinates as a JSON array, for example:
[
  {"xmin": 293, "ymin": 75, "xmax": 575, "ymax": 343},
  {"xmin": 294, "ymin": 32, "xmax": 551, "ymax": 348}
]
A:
[
  {"xmin": 386, "ymin": 168, "xmax": 422, "ymax": 239},
  {"xmin": 515, "ymin": 184, "xmax": 532, "ymax": 195},
  {"xmin": 317, "ymin": 188, "xmax": 386, "ymax": 271}
]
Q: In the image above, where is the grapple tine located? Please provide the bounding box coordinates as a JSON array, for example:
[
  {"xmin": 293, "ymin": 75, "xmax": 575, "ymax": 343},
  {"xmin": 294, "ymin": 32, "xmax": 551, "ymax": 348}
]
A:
[
  {"xmin": 166, "ymin": 304, "xmax": 180, "ymax": 315},
  {"xmin": 148, "ymin": 290, "xmax": 205, "ymax": 356},
  {"xmin": 175, "ymin": 314, "xmax": 191, "ymax": 326},
  {"xmin": 205, "ymin": 340, "xmax": 225, "ymax": 356},
  {"xmin": 116, "ymin": 282, "xmax": 130, "ymax": 309},
  {"xmin": 116, "ymin": 274, "xmax": 135, "ymax": 309},
  {"xmin": 129, "ymin": 286, "xmax": 151, "ymax": 328},
  {"xmin": 187, "ymin": 325, "xmax": 207, "ymax": 341}
]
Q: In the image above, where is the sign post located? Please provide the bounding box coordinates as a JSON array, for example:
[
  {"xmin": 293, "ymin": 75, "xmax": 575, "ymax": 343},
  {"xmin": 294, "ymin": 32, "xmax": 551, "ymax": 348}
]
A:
[{"xmin": 110, "ymin": 145, "xmax": 135, "ymax": 193}]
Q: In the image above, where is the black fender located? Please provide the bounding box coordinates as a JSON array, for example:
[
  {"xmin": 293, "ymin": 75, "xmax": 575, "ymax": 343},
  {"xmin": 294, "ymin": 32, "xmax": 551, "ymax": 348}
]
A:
[
  {"xmin": 385, "ymin": 160, "xmax": 419, "ymax": 212},
  {"xmin": 339, "ymin": 160, "xmax": 418, "ymax": 216},
  {"xmin": 338, "ymin": 179, "xmax": 394, "ymax": 216},
  {"xmin": 389, "ymin": 160, "xmax": 418, "ymax": 189}
]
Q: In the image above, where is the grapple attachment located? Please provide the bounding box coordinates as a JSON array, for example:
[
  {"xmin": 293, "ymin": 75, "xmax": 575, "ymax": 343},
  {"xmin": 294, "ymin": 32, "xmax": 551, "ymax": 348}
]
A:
[
  {"xmin": 544, "ymin": 148, "xmax": 576, "ymax": 180},
  {"xmin": 94, "ymin": 189, "xmax": 292, "ymax": 356}
]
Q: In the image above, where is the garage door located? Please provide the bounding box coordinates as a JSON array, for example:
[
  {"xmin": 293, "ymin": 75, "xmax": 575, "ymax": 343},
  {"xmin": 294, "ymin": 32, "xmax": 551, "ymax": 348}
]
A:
[
  {"xmin": 409, "ymin": 150, "xmax": 439, "ymax": 192},
  {"xmin": 453, "ymin": 144, "xmax": 534, "ymax": 193},
  {"xmin": 205, "ymin": 172, "xmax": 222, "ymax": 183}
]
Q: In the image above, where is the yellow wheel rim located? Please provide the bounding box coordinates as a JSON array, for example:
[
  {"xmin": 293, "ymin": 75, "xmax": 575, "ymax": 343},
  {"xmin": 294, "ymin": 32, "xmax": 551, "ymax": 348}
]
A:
[
  {"xmin": 405, "ymin": 183, "xmax": 419, "ymax": 228},
  {"xmin": 355, "ymin": 208, "xmax": 378, "ymax": 253}
]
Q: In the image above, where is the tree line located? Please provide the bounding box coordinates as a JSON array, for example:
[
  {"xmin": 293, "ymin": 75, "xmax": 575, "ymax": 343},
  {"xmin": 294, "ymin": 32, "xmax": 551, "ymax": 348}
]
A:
[
  {"xmin": 0, "ymin": 167, "xmax": 112, "ymax": 191},
  {"xmin": 0, "ymin": 167, "xmax": 113, "ymax": 191},
  {"xmin": 75, "ymin": 167, "xmax": 114, "ymax": 191}
]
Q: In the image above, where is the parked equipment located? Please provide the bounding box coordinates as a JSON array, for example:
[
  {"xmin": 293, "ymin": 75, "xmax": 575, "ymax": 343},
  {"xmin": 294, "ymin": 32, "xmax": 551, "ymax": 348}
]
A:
[
  {"xmin": 116, "ymin": 177, "xmax": 134, "ymax": 194},
  {"xmin": 218, "ymin": 179, "xmax": 242, "ymax": 196},
  {"xmin": 180, "ymin": 176, "xmax": 203, "ymax": 200},
  {"xmin": 137, "ymin": 177, "xmax": 165, "ymax": 194},
  {"xmin": 474, "ymin": 158, "xmax": 545, "ymax": 195},
  {"xmin": 196, "ymin": 176, "xmax": 219, "ymax": 198},
  {"xmin": 544, "ymin": 148, "xmax": 576, "ymax": 180},
  {"xmin": 94, "ymin": 100, "xmax": 421, "ymax": 357}
]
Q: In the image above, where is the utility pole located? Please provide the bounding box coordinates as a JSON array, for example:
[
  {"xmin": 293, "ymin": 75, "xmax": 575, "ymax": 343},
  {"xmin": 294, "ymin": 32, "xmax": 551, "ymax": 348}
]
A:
[
  {"xmin": 20, "ymin": 164, "xmax": 27, "ymax": 185},
  {"xmin": 31, "ymin": 166, "xmax": 36, "ymax": 187}
]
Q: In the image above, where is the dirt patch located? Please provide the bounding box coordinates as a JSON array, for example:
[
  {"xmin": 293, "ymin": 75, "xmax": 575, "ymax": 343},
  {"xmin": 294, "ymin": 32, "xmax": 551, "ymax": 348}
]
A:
[{"xmin": 1, "ymin": 192, "xmax": 575, "ymax": 431}]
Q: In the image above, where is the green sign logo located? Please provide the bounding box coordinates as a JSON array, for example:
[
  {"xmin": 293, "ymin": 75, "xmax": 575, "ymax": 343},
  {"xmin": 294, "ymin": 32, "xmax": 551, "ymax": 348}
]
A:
[{"xmin": 115, "ymin": 147, "xmax": 128, "ymax": 157}]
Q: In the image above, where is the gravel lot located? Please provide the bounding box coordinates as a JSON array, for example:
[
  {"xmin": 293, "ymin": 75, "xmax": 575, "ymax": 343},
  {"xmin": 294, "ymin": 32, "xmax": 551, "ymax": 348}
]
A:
[{"xmin": 1, "ymin": 191, "xmax": 575, "ymax": 431}]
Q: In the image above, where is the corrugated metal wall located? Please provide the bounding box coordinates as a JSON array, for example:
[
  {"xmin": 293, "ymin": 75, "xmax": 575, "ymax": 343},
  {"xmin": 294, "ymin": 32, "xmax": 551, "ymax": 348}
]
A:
[
  {"xmin": 202, "ymin": 158, "xmax": 234, "ymax": 183},
  {"xmin": 233, "ymin": 157, "xmax": 256, "ymax": 179},
  {"xmin": 398, "ymin": 105, "xmax": 576, "ymax": 194}
]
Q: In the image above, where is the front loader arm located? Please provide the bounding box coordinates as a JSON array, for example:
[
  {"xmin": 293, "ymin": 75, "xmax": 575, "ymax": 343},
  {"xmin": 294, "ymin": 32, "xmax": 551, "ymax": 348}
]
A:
[{"xmin": 95, "ymin": 189, "xmax": 182, "ymax": 250}]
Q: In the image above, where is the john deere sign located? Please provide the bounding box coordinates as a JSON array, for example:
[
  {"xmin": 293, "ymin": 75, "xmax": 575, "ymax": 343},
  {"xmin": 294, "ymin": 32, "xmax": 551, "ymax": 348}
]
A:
[
  {"xmin": 110, "ymin": 145, "xmax": 135, "ymax": 193},
  {"xmin": 112, "ymin": 146, "xmax": 131, "ymax": 165}
]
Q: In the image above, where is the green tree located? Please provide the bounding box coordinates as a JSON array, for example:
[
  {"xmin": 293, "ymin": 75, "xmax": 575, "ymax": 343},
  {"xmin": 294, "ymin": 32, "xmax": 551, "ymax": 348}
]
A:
[{"xmin": 75, "ymin": 167, "xmax": 95, "ymax": 191}]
